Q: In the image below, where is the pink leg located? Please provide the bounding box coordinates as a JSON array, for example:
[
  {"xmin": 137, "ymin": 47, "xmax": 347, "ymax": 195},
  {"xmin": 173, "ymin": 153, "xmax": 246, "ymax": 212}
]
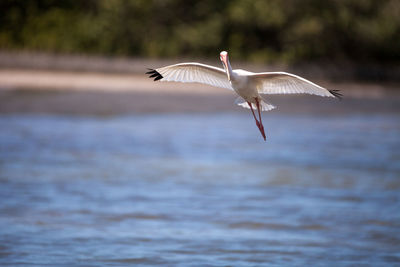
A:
[
  {"xmin": 247, "ymin": 101, "xmax": 260, "ymax": 127},
  {"xmin": 255, "ymin": 98, "xmax": 266, "ymax": 141},
  {"xmin": 248, "ymin": 101, "xmax": 266, "ymax": 141}
]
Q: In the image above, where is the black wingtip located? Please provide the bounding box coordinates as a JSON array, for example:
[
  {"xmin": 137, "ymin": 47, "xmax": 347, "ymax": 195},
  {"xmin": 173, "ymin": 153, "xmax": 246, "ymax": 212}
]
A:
[
  {"xmin": 145, "ymin": 68, "xmax": 163, "ymax": 81},
  {"xmin": 329, "ymin": 89, "xmax": 343, "ymax": 100}
]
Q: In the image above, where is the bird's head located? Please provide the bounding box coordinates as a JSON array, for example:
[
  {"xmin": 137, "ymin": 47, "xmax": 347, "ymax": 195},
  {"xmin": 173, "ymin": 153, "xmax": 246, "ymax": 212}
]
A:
[
  {"xmin": 219, "ymin": 51, "xmax": 231, "ymax": 81},
  {"xmin": 219, "ymin": 51, "xmax": 229, "ymax": 67}
]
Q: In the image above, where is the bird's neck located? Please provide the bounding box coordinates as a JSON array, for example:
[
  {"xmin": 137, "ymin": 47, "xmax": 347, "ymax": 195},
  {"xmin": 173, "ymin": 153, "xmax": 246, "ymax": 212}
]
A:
[{"xmin": 225, "ymin": 59, "xmax": 233, "ymax": 81}]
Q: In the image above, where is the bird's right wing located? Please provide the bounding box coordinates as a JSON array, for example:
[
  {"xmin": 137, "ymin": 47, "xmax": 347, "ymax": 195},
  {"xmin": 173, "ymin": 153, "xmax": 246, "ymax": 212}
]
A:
[
  {"xmin": 250, "ymin": 72, "xmax": 342, "ymax": 99},
  {"xmin": 146, "ymin": 63, "xmax": 233, "ymax": 90}
]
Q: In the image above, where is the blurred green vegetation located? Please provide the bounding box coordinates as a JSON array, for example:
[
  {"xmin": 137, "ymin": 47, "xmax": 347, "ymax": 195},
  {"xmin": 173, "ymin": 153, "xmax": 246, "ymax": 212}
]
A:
[{"xmin": 1, "ymin": 0, "xmax": 399, "ymax": 64}]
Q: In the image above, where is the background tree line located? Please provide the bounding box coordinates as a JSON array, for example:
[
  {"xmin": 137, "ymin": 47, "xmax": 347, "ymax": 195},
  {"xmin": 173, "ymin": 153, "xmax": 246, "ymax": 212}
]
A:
[{"xmin": 0, "ymin": 0, "xmax": 399, "ymax": 65}]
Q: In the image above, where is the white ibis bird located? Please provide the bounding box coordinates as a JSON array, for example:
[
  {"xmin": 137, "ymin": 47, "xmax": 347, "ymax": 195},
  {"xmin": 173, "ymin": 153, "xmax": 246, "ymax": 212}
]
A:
[{"xmin": 146, "ymin": 51, "xmax": 342, "ymax": 141}]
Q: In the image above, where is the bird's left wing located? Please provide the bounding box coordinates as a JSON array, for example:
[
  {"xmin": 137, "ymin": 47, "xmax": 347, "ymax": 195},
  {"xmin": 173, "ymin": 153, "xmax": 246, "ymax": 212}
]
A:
[
  {"xmin": 250, "ymin": 72, "xmax": 342, "ymax": 99},
  {"xmin": 146, "ymin": 63, "xmax": 233, "ymax": 90}
]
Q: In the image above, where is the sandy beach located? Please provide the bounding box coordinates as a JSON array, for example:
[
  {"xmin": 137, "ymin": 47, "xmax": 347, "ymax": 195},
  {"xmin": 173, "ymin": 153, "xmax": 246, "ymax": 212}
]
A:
[{"xmin": 0, "ymin": 66, "xmax": 399, "ymax": 115}]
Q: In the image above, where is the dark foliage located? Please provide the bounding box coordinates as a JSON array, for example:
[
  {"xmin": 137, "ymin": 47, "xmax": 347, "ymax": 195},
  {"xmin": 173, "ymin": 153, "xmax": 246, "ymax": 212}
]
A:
[{"xmin": 0, "ymin": 0, "xmax": 399, "ymax": 64}]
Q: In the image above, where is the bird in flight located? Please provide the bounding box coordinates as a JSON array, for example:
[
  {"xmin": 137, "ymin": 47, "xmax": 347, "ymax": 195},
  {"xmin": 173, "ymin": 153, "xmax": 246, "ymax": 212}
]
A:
[{"xmin": 146, "ymin": 51, "xmax": 342, "ymax": 141}]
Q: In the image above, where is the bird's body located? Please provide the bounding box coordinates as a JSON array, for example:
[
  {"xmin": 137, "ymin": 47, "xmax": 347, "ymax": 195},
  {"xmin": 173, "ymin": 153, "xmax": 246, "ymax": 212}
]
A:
[
  {"xmin": 146, "ymin": 51, "xmax": 341, "ymax": 140},
  {"xmin": 231, "ymin": 70, "xmax": 258, "ymax": 101}
]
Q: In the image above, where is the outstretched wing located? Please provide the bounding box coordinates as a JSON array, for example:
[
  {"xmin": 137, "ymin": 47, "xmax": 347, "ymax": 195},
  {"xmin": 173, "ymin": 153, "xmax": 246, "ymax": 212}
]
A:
[
  {"xmin": 146, "ymin": 63, "xmax": 233, "ymax": 90},
  {"xmin": 250, "ymin": 72, "xmax": 342, "ymax": 99}
]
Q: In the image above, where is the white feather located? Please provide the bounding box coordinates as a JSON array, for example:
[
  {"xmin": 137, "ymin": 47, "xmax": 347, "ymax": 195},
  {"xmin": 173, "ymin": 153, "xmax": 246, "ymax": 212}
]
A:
[
  {"xmin": 234, "ymin": 97, "xmax": 276, "ymax": 111},
  {"xmin": 156, "ymin": 63, "xmax": 233, "ymax": 90},
  {"xmin": 249, "ymin": 72, "xmax": 334, "ymax": 97}
]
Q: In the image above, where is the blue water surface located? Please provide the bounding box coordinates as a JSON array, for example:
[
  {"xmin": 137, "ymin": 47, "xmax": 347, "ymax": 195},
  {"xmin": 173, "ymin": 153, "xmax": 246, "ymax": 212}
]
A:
[{"xmin": 0, "ymin": 112, "xmax": 399, "ymax": 266}]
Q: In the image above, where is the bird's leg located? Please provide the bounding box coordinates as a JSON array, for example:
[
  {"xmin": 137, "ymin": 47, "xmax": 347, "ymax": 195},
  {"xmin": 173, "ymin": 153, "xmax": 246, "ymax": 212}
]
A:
[
  {"xmin": 248, "ymin": 101, "xmax": 260, "ymax": 127},
  {"xmin": 255, "ymin": 98, "xmax": 263, "ymax": 128},
  {"xmin": 255, "ymin": 98, "xmax": 266, "ymax": 141},
  {"xmin": 248, "ymin": 101, "xmax": 266, "ymax": 140}
]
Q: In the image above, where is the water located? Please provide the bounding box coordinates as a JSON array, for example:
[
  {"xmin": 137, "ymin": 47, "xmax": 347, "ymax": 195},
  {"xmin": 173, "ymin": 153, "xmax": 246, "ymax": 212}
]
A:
[{"xmin": 0, "ymin": 112, "xmax": 399, "ymax": 266}]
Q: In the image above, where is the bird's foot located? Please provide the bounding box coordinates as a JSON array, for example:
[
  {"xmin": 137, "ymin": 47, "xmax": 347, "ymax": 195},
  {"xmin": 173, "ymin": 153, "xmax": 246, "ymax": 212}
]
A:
[
  {"xmin": 259, "ymin": 127, "xmax": 266, "ymax": 141},
  {"xmin": 259, "ymin": 122, "xmax": 266, "ymax": 141},
  {"xmin": 256, "ymin": 123, "xmax": 266, "ymax": 141}
]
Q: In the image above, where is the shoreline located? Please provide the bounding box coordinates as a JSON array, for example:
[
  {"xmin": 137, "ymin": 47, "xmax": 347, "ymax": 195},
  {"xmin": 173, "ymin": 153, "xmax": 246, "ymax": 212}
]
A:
[
  {"xmin": 0, "ymin": 68, "xmax": 396, "ymax": 98},
  {"xmin": 1, "ymin": 50, "xmax": 400, "ymax": 82},
  {"xmin": 0, "ymin": 54, "xmax": 399, "ymax": 115}
]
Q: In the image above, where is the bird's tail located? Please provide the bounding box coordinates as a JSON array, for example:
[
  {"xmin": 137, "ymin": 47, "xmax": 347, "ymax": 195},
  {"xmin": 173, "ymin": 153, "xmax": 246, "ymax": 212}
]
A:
[{"xmin": 235, "ymin": 97, "xmax": 276, "ymax": 111}]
